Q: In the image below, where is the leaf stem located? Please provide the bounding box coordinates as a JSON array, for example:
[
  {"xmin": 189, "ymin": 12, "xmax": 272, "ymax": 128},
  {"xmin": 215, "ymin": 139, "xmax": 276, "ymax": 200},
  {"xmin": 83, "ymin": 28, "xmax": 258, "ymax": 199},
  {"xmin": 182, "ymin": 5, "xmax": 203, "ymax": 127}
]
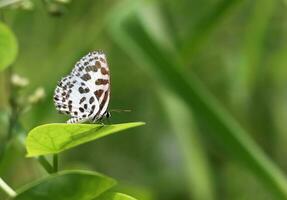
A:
[
  {"xmin": 0, "ymin": 178, "xmax": 16, "ymax": 198},
  {"xmin": 53, "ymin": 154, "xmax": 58, "ymax": 173},
  {"xmin": 37, "ymin": 156, "xmax": 53, "ymax": 174}
]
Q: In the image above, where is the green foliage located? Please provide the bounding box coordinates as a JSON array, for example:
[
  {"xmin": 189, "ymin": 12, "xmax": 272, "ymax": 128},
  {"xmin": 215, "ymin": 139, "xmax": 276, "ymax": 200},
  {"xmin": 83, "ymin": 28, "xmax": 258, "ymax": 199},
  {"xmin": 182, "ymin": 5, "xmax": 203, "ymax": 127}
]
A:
[
  {"xmin": 0, "ymin": 22, "xmax": 18, "ymax": 71},
  {"xmin": 12, "ymin": 170, "xmax": 138, "ymax": 200},
  {"xmin": 26, "ymin": 122, "xmax": 145, "ymax": 157},
  {"xmin": 20, "ymin": 122, "xmax": 144, "ymax": 200},
  {"xmin": 107, "ymin": 1, "xmax": 287, "ymax": 199},
  {"xmin": 1, "ymin": 0, "xmax": 287, "ymax": 199},
  {"xmin": 180, "ymin": 0, "xmax": 244, "ymax": 59},
  {"xmin": 13, "ymin": 170, "xmax": 116, "ymax": 200},
  {"xmin": 159, "ymin": 88, "xmax": 215, "ymax": 200}
]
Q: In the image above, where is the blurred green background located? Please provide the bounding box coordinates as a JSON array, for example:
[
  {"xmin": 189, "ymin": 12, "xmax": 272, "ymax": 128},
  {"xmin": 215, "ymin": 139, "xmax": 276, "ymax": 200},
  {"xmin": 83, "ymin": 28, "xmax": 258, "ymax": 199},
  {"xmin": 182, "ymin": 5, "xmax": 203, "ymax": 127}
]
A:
[{"xmin": 1, "ymin": 0, "xmax": 287, "ymax": 199}]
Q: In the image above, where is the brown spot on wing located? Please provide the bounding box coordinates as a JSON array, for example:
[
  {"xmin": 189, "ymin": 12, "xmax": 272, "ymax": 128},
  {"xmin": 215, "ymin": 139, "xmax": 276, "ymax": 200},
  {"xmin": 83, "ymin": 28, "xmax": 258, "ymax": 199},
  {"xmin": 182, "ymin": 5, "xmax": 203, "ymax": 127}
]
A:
[
  {"xmin": 101, "ymin": 67, "xmax": 109, "ymax": 75},
  {"xmin": 81, "ymin": 73, "xmax": 91, "ymax": 81},
  {"xmin": 94, "ymin": 91, "xmax": 109, "ymax": 120},
  {"xmin": 100, "ymin": 57, "xmax": 106, "ymax": 63},
  {"xmin": 86, "ymin": 61, "xmax": 102, "ymax": 72},
  {"xmin": 79, "ymin": 87, "xmax": 90, "ymax": 93},
  {"xmin": 95, "ymin": 61, "xmax": 101, "ymax": 69},
  {"xmin": 90, "ymin": 65, "xmax": 98, "ymax": 72},
  {"xmin": 100, "ymin": 91, "xmax": 109, "ymax": 110},
  {"xmin": 92, "ymin": 90, "xmax": 109, "ymax": 121},
  {"xmin": 94, "ymin": 90, "xmax": 104, "ymax": 99},
  {"xmin": 95, "ymin": 79, "xmax": 109, "ymax": 85}
]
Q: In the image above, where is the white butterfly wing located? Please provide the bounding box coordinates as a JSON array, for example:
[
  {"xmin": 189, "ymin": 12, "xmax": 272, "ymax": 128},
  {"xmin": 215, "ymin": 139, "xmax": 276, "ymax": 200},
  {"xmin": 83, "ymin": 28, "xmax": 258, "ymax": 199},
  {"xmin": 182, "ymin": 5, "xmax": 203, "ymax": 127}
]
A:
[{"xmin": 53, "ymin": 51, "xmax": 110, "ymax": 123}]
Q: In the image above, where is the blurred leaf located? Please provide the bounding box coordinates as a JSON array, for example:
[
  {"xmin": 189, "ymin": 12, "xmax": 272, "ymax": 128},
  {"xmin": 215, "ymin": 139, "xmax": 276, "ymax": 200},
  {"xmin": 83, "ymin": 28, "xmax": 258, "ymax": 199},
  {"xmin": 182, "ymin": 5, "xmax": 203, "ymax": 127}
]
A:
[
  {"xmin": 222, "ymin": 161, "xmax": 274, "ymax": 199},
  {"xmin": 13, "ymin": 170, "xmax": 116, "ymax": 200},
  {"xmin": 0, "ymin": 0, "xmax": 21, "ymax": 8},
  {"xmin": 0, "ymin": 109, "xmax": 9, "ymax": 137},
  {"xmin": 136, "ymin": 1, "xmax": 175, "ymax": 52},
  {"xmin": 230, "ymin": 0, "xmax": 276, "ymax": 107},
  {"xmin": 26, "ymin": 122, "xmax": 145, "ymax": 157},
  {"xmin": 159, "ymin": 88, "xmax": 215, "ymax": 200},
  {"xmin": 0, "ymin": 138, "xmax": 23, "ymax": 175},
  {"xmin": 0, "ymin": 22, "xmax": 18, "ymax": 71},
  {"xmin": 107, "ymin": 2, "xmax": 287, "ymax": 199},
  {"xmin": 95, "ymin": 192, "xmax": 137, "ymax": 200},
  {"xmin": 115, "ymin": 184, "xmax": 154, "ymax": 200},
  {"xmin": 180, "ymin": 0, "xmax": 243, "ymax": 59}
]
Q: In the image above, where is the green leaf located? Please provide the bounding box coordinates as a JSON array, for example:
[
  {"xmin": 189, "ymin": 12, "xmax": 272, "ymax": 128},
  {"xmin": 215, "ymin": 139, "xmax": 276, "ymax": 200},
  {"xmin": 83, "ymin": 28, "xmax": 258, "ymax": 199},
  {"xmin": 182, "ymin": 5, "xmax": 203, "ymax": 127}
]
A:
[
  {"xmin": 13, "ymin": 170, "xmax": 116, "ymax": 200},
  {"xmin": 26, "ymin": 122, "xmax": 145, "ymax": 157},
  {"xmin": 0, "ymin": 22, "xmax": 18, "ymax": 71},
  {"xmin": 94, "ymin": 192, "xmax": 137, "ymax": 200}
]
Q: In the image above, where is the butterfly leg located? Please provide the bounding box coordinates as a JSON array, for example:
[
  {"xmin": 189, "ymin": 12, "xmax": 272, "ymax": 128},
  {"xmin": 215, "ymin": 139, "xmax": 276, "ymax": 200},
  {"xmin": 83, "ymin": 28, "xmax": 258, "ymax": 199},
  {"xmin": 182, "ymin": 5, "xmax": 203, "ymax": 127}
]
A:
[
  {"xmin": 97, "ymin": 117, "xmax": 105, "ymax": 126},
  {"xmin": 96, "ymin": 117, "xmax": 110, "ymax": 125},
  {"xmin": 103, "ymin": 117, "xmax": 111, "ymax": 125}
]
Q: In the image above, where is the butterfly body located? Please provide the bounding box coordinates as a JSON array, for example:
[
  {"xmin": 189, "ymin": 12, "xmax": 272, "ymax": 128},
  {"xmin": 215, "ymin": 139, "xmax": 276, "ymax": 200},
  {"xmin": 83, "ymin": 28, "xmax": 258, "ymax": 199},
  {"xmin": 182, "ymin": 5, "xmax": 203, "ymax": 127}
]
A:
[{"xmin": 54, "ymin": 50, "xmax": 110, "ymax": 124}]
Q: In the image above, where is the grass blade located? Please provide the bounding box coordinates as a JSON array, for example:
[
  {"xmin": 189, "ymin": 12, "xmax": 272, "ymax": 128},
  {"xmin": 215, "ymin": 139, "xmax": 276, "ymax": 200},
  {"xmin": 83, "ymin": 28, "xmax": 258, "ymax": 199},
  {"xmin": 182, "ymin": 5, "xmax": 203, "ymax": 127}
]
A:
[
  {"xmin": 159, "ymin": 88, "xmax": 215, "ymax": 200},
  {"xmin": 180, "ymin": 0, "xmax": 243, "ymax": 60}
]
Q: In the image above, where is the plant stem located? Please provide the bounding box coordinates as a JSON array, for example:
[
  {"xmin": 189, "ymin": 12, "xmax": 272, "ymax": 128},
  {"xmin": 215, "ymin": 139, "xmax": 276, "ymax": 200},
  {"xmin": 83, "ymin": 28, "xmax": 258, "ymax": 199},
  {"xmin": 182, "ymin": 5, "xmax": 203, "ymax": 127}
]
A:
[
  {"xmin": 0, "ymin": 178, "xmax": 16, "ymax": 198},
  {"xmin": 53, "ymin": 154, "xmax": 58, "ymax": 173},
  {"xmin": 7, "ymin": 63, "xmax": 17, "ymax": 141},
  {"xmin": 38, "ymin": 156, "xmax": 53, "ymax": 174}
]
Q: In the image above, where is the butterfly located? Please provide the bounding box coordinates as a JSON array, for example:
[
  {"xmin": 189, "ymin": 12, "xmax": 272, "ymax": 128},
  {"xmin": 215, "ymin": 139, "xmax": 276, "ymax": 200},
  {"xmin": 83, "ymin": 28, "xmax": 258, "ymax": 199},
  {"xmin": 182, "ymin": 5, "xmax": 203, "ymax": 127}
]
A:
[{"xmin": 53, "ymin": 50, "xmax": 111, "ymax": 124}]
